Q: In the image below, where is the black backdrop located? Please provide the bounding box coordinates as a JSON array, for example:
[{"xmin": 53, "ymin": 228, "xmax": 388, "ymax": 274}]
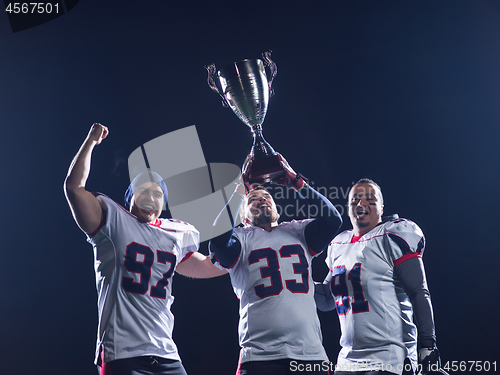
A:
[{"xmin": 0, "ymin": 1, "xmax": 498, "ymax": 374}]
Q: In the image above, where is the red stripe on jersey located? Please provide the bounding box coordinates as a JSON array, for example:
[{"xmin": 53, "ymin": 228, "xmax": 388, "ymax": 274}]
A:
[
  {"xmin": 393, "ymin": 252, "xmax": 421, "ymax": 267},
  {"xmin": 351, "ymin": 235, "xmax": 363, "ymax": 243},
  {"xmin": 98, "ymin": 348, "xmax": 114, "ymax": 375},
  {"xmin": 99, "ymin": 362, "xmax": 114, "ymax": 375},
  {"xmin": 88, "ymin": 213, "xmax": 106, "ymax": 237},
  {"xmin": 236, "ymin": 350, "xmax": 243, "ymax": 375},
  {"xmin": 148, "ymin": 218, "xmax": 161, "ymax": 227},
  {"xmin": 180, "ymin": 251, "xmax": 194, "ymax": 263},
  {"xmin": 308, "ymin": 245, "xmax": 322, "ymax": 257},
  {"xmin": 214, "ymin": 250, "xmax": 241, "ymax": 270},
  {"xmin": 227, "ymin": 255, "xmax": 241, "ymax": 269}
]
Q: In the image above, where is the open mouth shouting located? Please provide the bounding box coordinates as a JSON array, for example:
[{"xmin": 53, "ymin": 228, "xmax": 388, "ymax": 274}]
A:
[
  {"xmin": 139, "ymin": 203, "xmax": 157, "ymax": 211},
  {"xmin": 355, "ymin": 208, "xmax": 369, "ymax": 220}
]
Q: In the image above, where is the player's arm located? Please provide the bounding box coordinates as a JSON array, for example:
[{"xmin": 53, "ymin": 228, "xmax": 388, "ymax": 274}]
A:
[
  {"xmin": 210, "ymin": 232, "xmax": 242, "ymax": 268},
  {"xmin": 175, "ymin": 252, "xmax": 227, "ymax": 278},
  {"xmin": 271, "ymin": 154, "xmax": 343, "ymax": 253},
  {"xmin": 314, "ymin": 271, "xmax": 336, "ymax": 311},
  {"xmin": 64, "ymin": 123, "xmax": 109, "ymax": 234},
  {"xmin": 302, "ymin": 185, "xmax": 342, "ymax": 253},
  {"xmin": 395, "ymin": 257, "xmax": 436, "ymax": 347},
  {"xmin": 394, "ymin": 257, "xmax": 448, "ymax": 375},
  {"xmin": 208, "ymin": 184, "xmax": 245, "ymax": 268}
]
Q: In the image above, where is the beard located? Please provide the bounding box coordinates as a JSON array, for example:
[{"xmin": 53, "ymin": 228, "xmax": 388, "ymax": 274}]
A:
[{"xmin": 250, "ymin": 207, "xmax": 279, "ymax": 227}]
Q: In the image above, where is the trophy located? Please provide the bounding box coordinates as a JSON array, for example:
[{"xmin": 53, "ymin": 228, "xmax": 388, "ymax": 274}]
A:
[{"xmin": 206, "ymin": 50, "xmax": 285, "ymax": 185}]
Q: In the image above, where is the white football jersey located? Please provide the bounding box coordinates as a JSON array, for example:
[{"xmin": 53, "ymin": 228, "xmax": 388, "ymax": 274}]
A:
[
  {"xmin": 214, "ymin": 219, "xmax": 328, "ymax": 363},
  {"xmin": 87, "ymin": 195, "xmax": 199, "ymax": 364},
  {"xmin": 325, "ymin": 218, "xmax": 424, "ymax": 374}
]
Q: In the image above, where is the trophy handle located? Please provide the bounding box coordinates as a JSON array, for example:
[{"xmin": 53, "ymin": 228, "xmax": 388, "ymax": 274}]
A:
[
  {"xmin": 262, "ymin": 50, "xmax": 277, "ymax": 97},
  {"xmin": 205, "ymin": 63, "xmax": 229, "ymax": 107}
]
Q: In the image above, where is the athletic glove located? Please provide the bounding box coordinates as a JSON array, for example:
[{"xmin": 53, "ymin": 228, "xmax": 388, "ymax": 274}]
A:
[
  {"xmin": 418, "ymin": 347, "xmax": 449, "ymax": 375},
  {"xmin": 272, "ymin": 154, "xmax": 306, "ymax": 191}
]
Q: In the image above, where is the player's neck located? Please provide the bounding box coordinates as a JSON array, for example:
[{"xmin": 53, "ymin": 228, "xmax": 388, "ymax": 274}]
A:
[
  {"xmin": 353, "ymin": 220, "xmax": 381, "ymax": 236},
  {"xmin": 353, "ymin": 226, "xmax": 372, "ymax": 237},
  {"xmin": 257, "ymin": 221, "xmax": 277, "ymax": 232}
]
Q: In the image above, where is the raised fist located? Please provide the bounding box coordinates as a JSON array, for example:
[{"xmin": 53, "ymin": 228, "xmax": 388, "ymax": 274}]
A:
[{"xmin": 87, "ymin": 123, "xmax": 109, "ymax": 145}]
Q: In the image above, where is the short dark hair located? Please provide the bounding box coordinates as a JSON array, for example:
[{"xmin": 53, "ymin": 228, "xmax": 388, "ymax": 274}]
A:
[
  {"xmin": 352, "ymin": 178, "xmax": 384, "ymax": 205},
  {"xmin": 355, "ymin": 178, "xmax": 381, "ymax": 190}
]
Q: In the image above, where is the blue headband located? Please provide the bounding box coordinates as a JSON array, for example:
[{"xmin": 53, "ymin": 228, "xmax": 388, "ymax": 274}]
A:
[{"xmin": 124, "ymin": 171, "xmax": 168, "ymax": 209}]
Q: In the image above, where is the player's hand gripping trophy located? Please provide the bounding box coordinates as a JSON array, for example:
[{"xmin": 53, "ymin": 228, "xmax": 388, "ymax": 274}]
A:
[{"xmin": 206, "ymin": 51, "xmax": 290, "ymax": 191}]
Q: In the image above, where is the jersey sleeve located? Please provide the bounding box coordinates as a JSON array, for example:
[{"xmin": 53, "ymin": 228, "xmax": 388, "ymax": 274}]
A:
[
  {"xmin": 209, "ymin": 231, "xmax": 242, "ymax": 269},
  {"xmin": 86, "ymin": 194, "xmax": 117, "ymax": 239},
  {"xmin": 300, "ymin": 183, "xmax": 343, "ymax": 255},
  {"xmin": 384, "ymin": 219, "xmax": 425, "ymax": 267},
  {"xmin": 178, "ymin": 223, "xmax": 200, "ymax": 262},
  {"xmin": 394, "ymin": 257, "xmax": 436, "ymax": 347},
  {"xmin": 159, "ymin": 219, "xmax": 200, "ymax": 264},
  {"xmin": 324, "ymin": 238, "xmax": 335, "ymax": 271},
  {"xmin": 290, "ymin": 219, "xmax": 321, "ymax": 257}
]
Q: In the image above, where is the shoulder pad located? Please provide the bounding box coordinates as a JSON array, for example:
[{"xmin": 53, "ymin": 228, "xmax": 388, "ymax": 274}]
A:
[
  {"xmin": 332, "ymin": 229, "xmax": 353, "ymax": 244},
  {"xmin": 384, "ymin": 218, "xmax": 425, "ymax": 255},
  {"xmin": 383, "ymin": 218, "xmax": 423, "ymax": 237}
]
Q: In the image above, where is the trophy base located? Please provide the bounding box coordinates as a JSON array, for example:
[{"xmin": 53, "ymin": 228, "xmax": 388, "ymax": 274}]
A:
[{"xmin": 247, "ymin": 154, "xmax": 286, "ymax": 185}]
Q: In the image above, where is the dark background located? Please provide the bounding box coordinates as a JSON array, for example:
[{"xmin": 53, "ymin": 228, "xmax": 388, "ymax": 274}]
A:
[{"xmin": 1, "ymin": 1, "xmax": 499, "ymax": 374}]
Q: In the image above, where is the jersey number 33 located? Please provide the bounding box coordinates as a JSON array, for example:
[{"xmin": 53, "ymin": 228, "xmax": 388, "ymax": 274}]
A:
[{"xmin": 249, "ymin": 244, "xmax": 309, "ymax": 299}]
